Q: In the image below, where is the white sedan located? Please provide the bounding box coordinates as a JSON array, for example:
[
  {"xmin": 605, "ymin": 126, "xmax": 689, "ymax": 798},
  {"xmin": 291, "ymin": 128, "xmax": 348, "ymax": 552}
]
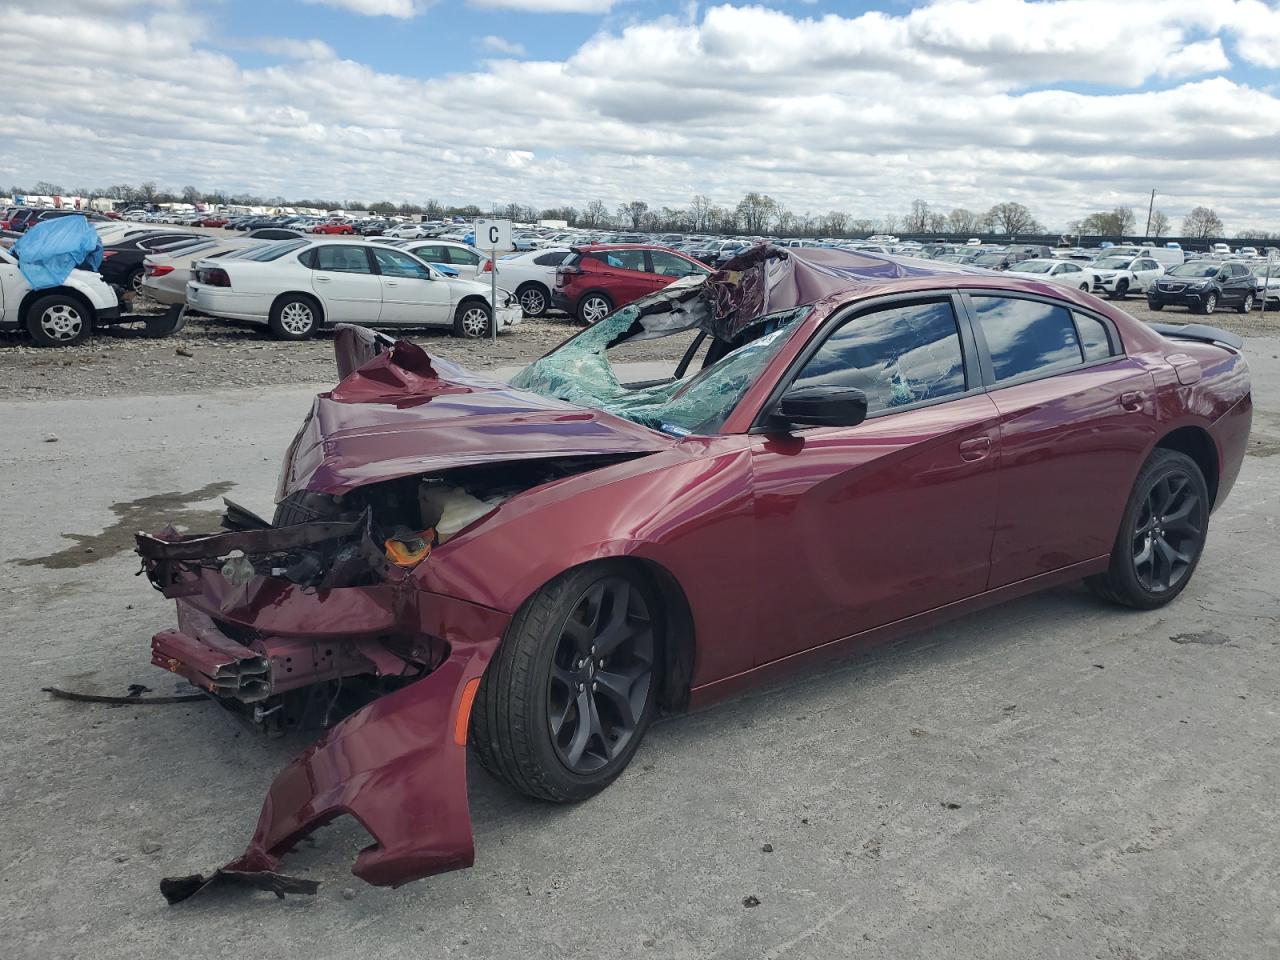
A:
[
  {"xmin": 393, "ymin": 239, "xmax": 490, "ymax": 280},
  {"xmin": 185, "ymin": 238, "xmax": 522, "ymax": 340},
  {"xmin": 1002, "ymin": 258, "xmax": 1100, "ymax": 291},
  {"xmin": 491, "ymin": 247, "xmax": 571, "ymax": 316}
]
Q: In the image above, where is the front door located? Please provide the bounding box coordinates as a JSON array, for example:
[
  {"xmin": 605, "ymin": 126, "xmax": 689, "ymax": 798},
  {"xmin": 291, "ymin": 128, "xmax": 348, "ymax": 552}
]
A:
[
  {"xmin": 748, "ymin": 295, "xmax": 1001, "ymax": 666},
  {"xmin": 369, "ymin": 247, "xmax": 452, "ymax": 326},
  {"xmin": 962, "ymin": 292, "xmax": 1158, "ymax": 588},
  {"xmin": 308, "ymin": 244, "xmax": 382, "ymax": 322}
]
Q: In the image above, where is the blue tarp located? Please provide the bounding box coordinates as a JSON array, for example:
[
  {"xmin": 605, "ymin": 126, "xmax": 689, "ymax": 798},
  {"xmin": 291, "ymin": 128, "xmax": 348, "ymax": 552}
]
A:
[{"xmin": 11, "ymin": 215, "xmax": 103, "ymax": 290}]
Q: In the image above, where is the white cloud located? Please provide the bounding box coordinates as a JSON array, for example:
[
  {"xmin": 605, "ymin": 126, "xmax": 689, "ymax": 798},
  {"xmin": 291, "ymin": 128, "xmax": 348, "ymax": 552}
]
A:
[
  {"xmin": 301, "ymin": 0, "xmax": 433, "ymax": 18},
  {"xmin": 468, "ymin": 0, "xmax": 616, "ymax": 12},
  {"xmin": 478, "ymin": 35, "xmax": 528, "ymax": 56},
  {"xmin": 251, "ymin": 37, "xmax": 338, "ymax": 60},
  {"xmin": 4, "ymin": 0, "xmax": 1280, "ymax": 232}
]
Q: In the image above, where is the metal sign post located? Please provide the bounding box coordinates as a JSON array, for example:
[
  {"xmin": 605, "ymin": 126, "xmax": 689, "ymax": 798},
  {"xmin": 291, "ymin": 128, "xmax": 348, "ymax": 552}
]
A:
[
  {"xmin": 1264, "ymin": 252, "xmax": 1275, "ymax": 317},
  {"xmin": 474, "ymin": 219, "xmax": 512, "ymax": 343}
]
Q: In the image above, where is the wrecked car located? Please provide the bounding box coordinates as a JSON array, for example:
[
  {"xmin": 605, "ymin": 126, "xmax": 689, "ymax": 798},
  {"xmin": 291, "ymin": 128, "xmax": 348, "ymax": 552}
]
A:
[{"xmin": 136, "ymin": 244, "xmax": 1252, "ymax": 902}]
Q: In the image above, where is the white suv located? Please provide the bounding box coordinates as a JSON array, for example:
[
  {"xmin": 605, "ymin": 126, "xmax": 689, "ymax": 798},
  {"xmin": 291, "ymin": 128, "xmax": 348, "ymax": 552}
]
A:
[
  {"xmin": 0, "ymin": 246, "xmax": 120, "ymax": 346},
  {"xmin": 1088, "ymin": 254, "xmax": 1164, "ymax": 299}
]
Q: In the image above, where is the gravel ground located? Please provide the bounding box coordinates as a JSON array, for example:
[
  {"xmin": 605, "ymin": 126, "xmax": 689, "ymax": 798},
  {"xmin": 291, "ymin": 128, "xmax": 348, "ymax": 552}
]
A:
[{"xmin": 4, "ymin": 290, "xmax": 1278, "ymax": 401}]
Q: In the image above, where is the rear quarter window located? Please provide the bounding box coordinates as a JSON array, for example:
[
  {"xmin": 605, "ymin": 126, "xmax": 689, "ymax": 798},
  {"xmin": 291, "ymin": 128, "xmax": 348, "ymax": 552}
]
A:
[{"xmin": 971, "ymin": 295, "xmax": 1082, "ymax": 382}]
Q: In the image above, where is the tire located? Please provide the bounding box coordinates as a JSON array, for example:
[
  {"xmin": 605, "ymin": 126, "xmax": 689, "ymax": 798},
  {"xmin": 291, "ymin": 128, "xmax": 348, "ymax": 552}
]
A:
[
  {"xmin": 268, "ymin": 294, "xmax": 320, "ymax": 340},
  {"xmin": 471, "ymin": 562, "xmax": 662, "ymax": 802},
  {"xmin": 516, "ymin": 282, "xmax": 549, "ymax": 318},
  {"xmin": 144, "ymin": 303, "xmax": 189, "ymax": 338},
  {"xmin": 25, "ymin": 294, "xmax": 91, "ymax": 347},
  {"xmin": 1079, "ymin": 283, "xmax": 1090, "ymax": 291},
  {"xmin": 1108, "ymin": 279, "xmax": 1129, "ymax": 301},
  {"xmin": 1200, "ymin": 294, "xmax": 1217, "ymax": 315},
  {"xmin": 453, "ymin": 300, "xmax": 492, "ymax": 338},
  {"xmin": 577, "ymin": 292, "xmax": 612, "ymax": 325},
  {"xmin": 126, "ymin": 267, "xmax": 145, "ymax": 296},
  {"xmin": 1147, "ymin": 302, "xmax": 1164, "ymax": 311},
  {"xmin": 1238, "ymin": 293, "xmax": 1254, "ymax": 314},
  {"xmin": 1086, "ymin": 449, "xmax": 1209, "ymax": 610}
]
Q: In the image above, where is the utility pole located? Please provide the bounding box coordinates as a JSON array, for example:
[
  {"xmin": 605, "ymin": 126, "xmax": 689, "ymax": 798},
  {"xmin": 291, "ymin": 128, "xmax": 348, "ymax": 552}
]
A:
[{"xmin": 1144, "ymin": 189, "xmax": 1156, "ymax": 238}]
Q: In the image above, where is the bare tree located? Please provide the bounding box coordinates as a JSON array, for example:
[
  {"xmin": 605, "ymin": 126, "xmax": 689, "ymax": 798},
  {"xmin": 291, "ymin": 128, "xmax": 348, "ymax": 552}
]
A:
[
  {"xmin": 1076, "ymin": 207, "xmax": 1136, "ymax": 236},
  {"xmin": 689, "ymin": 194, "xmax": 713, "ymax": 232},
  {"xmin": 1182, "ymin": 206, "xmax": 1225, "ymax": 239},
  {"xmin": 903, "ymin": 199, "xmax": 933, "ymax": 233},
  {"xmin": 848, "ymin": 218, "xmax": 876, "ymax": 234},
  {"xmin": 879, "ymin": 215, "xmax": 899, "ymax": 235},
  {"xmin": 774, "ymin": 204, "xmax": 795, "ymax": 234},
  {"xmin": 1149, "ymin": 210, "xmax": 1170, "ymax": 239},
  {"xmin": 735, "ymin": 192, "xmax": 778, "ymax": 234},
  {"xmin": 947, "ymin": 208, "xmax": 980, "ymax": 233},
  {"xmin": 985, "ymin": 202, "xmax": 1041, "ymax": 235},
  {"xmin": 619, "ymin": 200, "xmax": 648, "ymax": 230},
  {"xmin": 824, "ymin": 210, "xmax": 849, "ymax": 235},
  {"xmin": 582, "ymin": 199, "xmax": 609, "ymax": 228}
]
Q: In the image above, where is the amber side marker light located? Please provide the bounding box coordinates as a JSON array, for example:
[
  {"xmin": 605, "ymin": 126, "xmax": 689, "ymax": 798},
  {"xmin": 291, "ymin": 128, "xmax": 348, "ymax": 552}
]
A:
[
  {"xmin": 385, "ymin": 529, "xmax": 434, "ymax": 567},
  {"xmin": 455, "ymin": 678, "xmax": 481, "ymax": 746}
]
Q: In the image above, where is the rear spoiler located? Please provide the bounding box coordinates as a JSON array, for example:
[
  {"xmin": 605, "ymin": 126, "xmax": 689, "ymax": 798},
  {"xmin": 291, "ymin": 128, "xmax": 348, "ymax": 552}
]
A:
[{"xmin": 1149, "ymin": 322, "xmax": 1245, "ymax": 351}]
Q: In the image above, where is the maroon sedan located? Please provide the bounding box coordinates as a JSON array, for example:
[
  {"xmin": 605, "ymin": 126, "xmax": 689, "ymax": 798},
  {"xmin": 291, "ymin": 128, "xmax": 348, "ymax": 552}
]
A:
[
  {"xmin": 139, "ymin": 246, "xmax": 1250, "ymax": 903},
  {"xmin": 552, "ymin": 242, "xmax": 711, "ymax": 323}
]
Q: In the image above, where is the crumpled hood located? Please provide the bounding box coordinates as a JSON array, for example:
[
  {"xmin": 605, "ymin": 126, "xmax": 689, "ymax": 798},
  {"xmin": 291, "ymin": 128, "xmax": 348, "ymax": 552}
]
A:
[{"xmin": 278, "ymin": 331, "xmax": 674, "ymax": 497}]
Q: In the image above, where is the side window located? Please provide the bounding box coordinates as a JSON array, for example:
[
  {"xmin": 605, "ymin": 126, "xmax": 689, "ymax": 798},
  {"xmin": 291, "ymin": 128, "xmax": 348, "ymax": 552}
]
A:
[
  {"xmin": 533, "ymin": 251, "xmax": 569, "ymax": 267},
  {"xmin": 1060, "ymin": 262, "xmax": 1080, "ymax": 274},
  {"xmin": 372, "ymin": 247, "xmax": 432, "ymax": 280},
  {"xmin": 592, "ymin": 249, "xmax": 646, "ymax": 272},
  {"xmin": 1140, "ymin": 259, "xmax": 1159, "ymax": 271},
  {"xmin": 446, "ymin": 246, "xmax": 481, "ymax": 266},
  {"xmin": 790, "ymin": 299, "xmax": 967, "ymax": 415},
  {"xmin": 649, "ymin": 251, "xmax": 706, "ymax": 277},
  {"xmin": 314, "ymin": 245, "xmax": 372, "ymax": 274},
  {"xmin": 1074, "ymin": 313, "xmax": 1114, "ymax": 362},
  {"xmin": 1230, "ymin": 264, "xmax": 1249, "ymax": 278},
  {"xmin": 971, "ymin": 296, "xmax": 1082, "ymax": 382},
  {"xmin": 411, "ymin": 245, "xmax": 446, "ymax": 263}
]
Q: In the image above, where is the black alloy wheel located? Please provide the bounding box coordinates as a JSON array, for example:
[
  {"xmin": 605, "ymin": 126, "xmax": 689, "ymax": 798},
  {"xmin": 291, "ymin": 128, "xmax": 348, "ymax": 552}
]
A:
[
  {"xmin": 547, "ymin": 576, "xmax": 655, "ymax": 774},
  {"xmin": 1130, "ymin": 472, "xmax": 1205, "ymax": 595},
  {"xmin": 1087, "ymin": 449, "xmax": 1209, "ymax": 609}
]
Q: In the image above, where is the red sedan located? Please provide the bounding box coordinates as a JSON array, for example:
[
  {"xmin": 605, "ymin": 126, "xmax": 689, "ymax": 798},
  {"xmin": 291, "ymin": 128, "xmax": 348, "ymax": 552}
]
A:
[
  {"xmin": 138, "ymin": 246, "xmax": 1250, "ymax": 903},
  {"xmin": 553, "ymin": 242, "xmax": 711, "ymax": 323},
  {"xmin": 196, "ymin": 215, "xmax": 229, "ymax": 228},
  {"xmin": 312, "ymin": 220, "xmax": 355, "ymax": 235}
]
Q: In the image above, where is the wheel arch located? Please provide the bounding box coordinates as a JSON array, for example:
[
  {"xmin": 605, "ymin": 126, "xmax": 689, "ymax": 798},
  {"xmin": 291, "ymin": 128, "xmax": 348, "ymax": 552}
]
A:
[
  {"xmin": 514, "ymin": 279, "xmax": 550, "ymax": 297},
  {"xmin": 21, "ymin": 286, "xmax": 96, "ymax": 327},
  {"xmin": 1155, "ymin": 425, "xmax": 1219, "ymax": 507},
  {"xmin": 455, "ymin": 294, "xmax": 490, "ymax": 312}
]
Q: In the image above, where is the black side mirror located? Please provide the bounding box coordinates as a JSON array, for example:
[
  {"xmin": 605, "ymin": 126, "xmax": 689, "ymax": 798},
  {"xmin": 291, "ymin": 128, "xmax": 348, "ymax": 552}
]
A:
[{"xmin": 775, "ymin": 384, "xmax": 869, "ymax": 429}]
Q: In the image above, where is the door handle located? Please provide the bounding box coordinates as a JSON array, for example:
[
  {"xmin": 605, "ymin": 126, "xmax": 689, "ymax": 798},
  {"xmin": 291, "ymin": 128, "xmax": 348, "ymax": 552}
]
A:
[
  {"xmin": 958, "ymin": 436, "xmax": 992, "ymax": 461},
  {"xmin": 315, "ymin": 276, "xmax": 330, "ymax": 283},
  {"xmin": 1120, "ymin": 391, "xmax": 1144, "ymax": 411},
  {"xmin": 385, "ymin": 280, "xmax": 398, "ymax": 287}
]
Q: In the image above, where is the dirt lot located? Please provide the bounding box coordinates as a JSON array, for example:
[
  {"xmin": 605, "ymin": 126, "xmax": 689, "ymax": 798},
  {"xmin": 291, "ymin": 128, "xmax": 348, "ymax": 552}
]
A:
[{"xmin": 3, "ymin": 290, "xmax": 1279, "ymax": 401}]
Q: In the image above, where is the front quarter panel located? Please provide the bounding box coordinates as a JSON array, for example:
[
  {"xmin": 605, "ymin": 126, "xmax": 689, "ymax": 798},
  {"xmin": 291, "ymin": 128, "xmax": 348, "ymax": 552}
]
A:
[{"xmin": 417, "ymin": 438, "xmax": 760, "ymax": 687}]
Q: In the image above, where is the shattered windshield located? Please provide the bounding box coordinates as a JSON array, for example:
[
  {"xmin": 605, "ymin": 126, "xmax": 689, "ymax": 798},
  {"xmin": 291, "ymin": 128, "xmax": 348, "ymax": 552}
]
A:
[{"xmin": 510, "ymin": 303, "xmax": 809, "ymax": 436}]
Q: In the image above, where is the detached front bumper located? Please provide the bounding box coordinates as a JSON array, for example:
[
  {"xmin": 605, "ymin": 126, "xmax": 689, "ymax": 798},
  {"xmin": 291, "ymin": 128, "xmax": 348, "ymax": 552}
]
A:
[
  {"xmin": 496, "ymin": 303, "xmax": 523, "ymax": 329},
  {"xmin": 136, "ymin": 522, "xmax": 510, "ymax": 902}
]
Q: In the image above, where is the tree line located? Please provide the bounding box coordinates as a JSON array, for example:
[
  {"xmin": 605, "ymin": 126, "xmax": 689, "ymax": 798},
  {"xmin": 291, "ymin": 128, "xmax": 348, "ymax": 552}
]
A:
[{"xmin": 9, "ymin": 181, "xmax": 1266, "ymax": 241}]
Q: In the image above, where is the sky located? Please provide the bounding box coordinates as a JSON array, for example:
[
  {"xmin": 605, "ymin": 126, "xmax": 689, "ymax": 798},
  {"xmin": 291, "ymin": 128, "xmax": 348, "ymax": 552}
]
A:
[{"xmin": 3, "ymin": 0, "xmax": 1280, "ymax": 232}]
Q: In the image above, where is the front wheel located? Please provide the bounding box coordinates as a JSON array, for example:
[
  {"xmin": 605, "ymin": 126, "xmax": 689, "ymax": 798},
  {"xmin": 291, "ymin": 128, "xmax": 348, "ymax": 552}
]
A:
[
  {"xmin": 470, "ymin": 563, "xmax": 661, "ymax": 802},
  {"xmin": 1201, "ymin": 294, "xmax": 1217, "ymax": 315},
  {"xmin": 1147, "ymin": 301, "xmax": 1164, "ymax": 311},
  {"xmin": 26, "ymin": 294, "xmax": 90, "ymax": 347},
  {"xmin": 1086, "ymin": 449, "xmax": 1209, "ymax": 609},
  {"xmin": 1108, "ymin": 279, "xmax": 1129, "ymax": 300},
  {"xmin": 453, "ymin": 301, "xmax": 492, "ymax": 338}
]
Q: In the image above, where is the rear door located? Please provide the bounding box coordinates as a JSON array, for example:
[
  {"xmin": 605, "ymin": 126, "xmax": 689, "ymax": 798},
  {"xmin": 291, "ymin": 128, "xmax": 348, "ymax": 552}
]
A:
[
  {"xmin": 1225, "ymin": 263, "xmax": 1252, "ymax": 305},
  {"xmin": 1134, "ymin": 258, "xmax": 1163, "ymax": 291},
  {"xmin": 584, "ymin": 248, "xmax": 651, "ymax": 304},
  {"xmin": 306, "ymin": 244, "xmax": 382, "ymax": 322},
  {"xmin": 369, "ymin": 246, "xmax": 451, "ymax": 325},
  {"xmin": 648, "ymin": 250, "xmax": 710, "ymax": 284},
  {"xmin": 963, "ymin": 292, "xmax": 1158, "ymax": 588}
]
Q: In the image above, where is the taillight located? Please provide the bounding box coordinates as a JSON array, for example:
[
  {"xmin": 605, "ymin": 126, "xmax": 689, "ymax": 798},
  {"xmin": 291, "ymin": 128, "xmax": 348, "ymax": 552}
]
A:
[
  {"xmin": 145, "ymin": 264, "xmax": 174, "ymax": 277},
  {"xmin": 555, "ymin": 264, "xmax": 582, "ymax": 286},
  {"xmin": 101, "ymin": 250, "xmax": 117, "ymax": 258},
  {"xmin": 198, "ymin": 268, "xmax": 231, "ymax": 287},
  {"xmin": 481, "ymin": 260, "xmax": 493, "ymax": 273}
]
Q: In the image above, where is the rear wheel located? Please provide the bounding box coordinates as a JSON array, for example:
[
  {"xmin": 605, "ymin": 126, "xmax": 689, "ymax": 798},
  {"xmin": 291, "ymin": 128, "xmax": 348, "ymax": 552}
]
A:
[
  {"xmin": 126, "ymin": 267, "xmax": 145, "ymax": 296},
  {"xmin": 577, "ymin": 292, "xmax": 612, "ymax": 325},
  {"xmin": 1086, "ymin": 449, "xmax": 1208, "ymax": 609},
  {"xmin": 516, "ymin": 282, "xmax": 549, "ymax": 318},
  {"xmin": 1239, "ymin": 293, "xmax": 1255, "ymax": 314},
  {"xmin": 453, "ymin": 300, "xmax": 492, "ymax": 338},
  {"xmin": 471, "ymin": 562, "xmax": 661, "ymax": 802},
  {"xmin": 25, "ymin": 294, "xmax": 90, "ymax": 347},
  {"xmin": 268, "ymin": 294, "xmax": 320, "ymax": 340}
]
